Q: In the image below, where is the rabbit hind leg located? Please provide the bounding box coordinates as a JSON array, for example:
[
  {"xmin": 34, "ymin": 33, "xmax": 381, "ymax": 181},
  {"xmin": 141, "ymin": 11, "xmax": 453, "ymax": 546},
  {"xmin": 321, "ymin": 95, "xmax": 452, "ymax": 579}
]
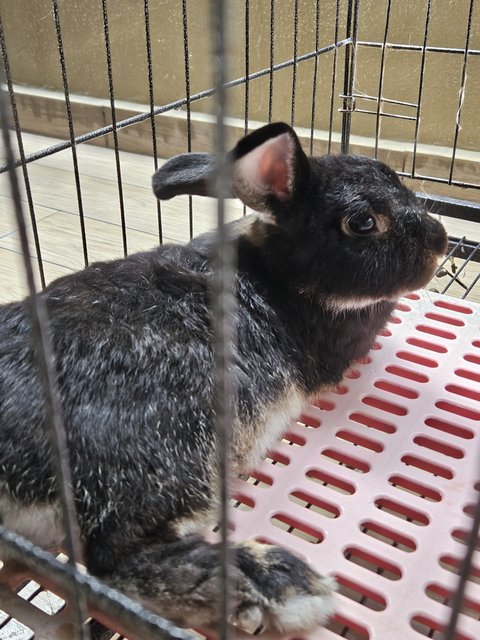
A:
[{"xmin": 107, "ymin": 536, "xmax": 336, "ymax": 635}]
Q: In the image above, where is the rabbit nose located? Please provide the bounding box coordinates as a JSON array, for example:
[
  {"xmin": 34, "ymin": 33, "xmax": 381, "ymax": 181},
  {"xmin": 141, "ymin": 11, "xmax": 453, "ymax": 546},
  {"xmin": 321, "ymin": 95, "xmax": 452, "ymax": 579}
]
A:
[{"xmin": 425, "ymin": 215, "xmax": 448, "ymax": 256}]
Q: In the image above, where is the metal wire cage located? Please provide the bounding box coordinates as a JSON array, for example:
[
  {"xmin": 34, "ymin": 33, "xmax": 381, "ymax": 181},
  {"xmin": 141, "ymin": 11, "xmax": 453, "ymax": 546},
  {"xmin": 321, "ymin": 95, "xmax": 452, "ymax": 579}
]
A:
[{"xmin": 0, "ymin": 1, "xmax": 479, "ymax": 639}]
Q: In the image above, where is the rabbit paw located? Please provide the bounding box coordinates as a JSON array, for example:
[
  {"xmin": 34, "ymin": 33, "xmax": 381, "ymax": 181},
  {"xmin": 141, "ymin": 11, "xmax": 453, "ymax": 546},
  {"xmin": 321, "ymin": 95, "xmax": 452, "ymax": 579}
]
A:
[{"xmin": 231, "ymin": 541, "xmax": 336, "ymax": 635}]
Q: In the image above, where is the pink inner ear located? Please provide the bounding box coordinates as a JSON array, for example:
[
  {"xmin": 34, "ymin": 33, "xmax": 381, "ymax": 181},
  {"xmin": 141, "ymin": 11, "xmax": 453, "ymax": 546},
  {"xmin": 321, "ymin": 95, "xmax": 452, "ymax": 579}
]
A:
[{"xmin": 257, "ymin": 134, "xmax": 292, "ymax": 199}]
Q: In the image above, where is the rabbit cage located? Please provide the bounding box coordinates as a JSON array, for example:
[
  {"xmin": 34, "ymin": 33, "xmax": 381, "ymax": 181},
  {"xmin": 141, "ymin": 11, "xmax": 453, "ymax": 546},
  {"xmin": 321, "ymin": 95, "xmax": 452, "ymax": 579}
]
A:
[{"xmin": 0, "ymin": 1, "xmax": 480, "ymax": 639}]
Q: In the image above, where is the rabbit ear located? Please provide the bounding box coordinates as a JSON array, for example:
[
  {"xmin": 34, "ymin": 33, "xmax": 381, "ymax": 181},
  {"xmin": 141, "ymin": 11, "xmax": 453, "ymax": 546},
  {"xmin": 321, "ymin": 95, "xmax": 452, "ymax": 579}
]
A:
[
  {"xmin": 152, "ymin": 123, "xmax": 310, "ymax": 212},
  {"xmin": 230, "ymin": 122, "xmax": 310, "ymax": 213},
  {"xmin": 152, "ymin": 153, "xmax": 231, "ymax": 200}
]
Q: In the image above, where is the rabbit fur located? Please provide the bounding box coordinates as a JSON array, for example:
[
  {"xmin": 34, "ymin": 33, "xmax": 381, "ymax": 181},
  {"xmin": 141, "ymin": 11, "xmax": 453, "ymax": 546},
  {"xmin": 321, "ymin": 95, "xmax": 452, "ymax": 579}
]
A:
[{"xmin": 0, "ymin": 122, "xmax": 447, "ymax": 635}]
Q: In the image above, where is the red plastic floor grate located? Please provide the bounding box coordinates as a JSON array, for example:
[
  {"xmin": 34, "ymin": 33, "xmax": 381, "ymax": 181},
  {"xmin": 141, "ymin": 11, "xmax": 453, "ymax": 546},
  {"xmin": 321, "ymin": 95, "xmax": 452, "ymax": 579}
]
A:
[{"xmin": 230, "ymin": 291, "xmax": 480, "ymax": 640}]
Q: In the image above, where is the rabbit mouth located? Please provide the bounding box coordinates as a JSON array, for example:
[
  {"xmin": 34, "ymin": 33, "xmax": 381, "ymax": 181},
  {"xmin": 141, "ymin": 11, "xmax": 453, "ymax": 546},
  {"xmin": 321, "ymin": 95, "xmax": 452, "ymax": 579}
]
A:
[{"xmin": 407, "ymin": 251, "xmax": 444, "ymax": 291}]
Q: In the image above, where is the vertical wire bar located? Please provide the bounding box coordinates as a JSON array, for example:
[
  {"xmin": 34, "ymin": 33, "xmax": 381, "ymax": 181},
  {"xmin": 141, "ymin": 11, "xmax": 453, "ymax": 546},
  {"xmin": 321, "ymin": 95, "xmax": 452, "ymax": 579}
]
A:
[
  {"xmin": 327, "ymin": 0, "xmax": 341, "ymax": 152},
  {"xmin": 0, "ymin": 82, "xmax": 89, "ymax": 640},
  {"xmin": 144, "ymin": 0, "xmax": 163, "ymax": 244},
  {"xmin": 373, "ymin": 0, "xmax": 392, "ymax": 158},
  {"xmin": 268, "ymin": 0, "xmax": 275, "ymax": 123},
  {"xmin": 51, "ymin": 0, "xmax": 89, "ymax": 267},
  {"xmin": 212, "ymin": 0, "xmax": 233, "ymax": 637},
  {"xmin": 0, "ymin": 18, "xmax": 46, "ymax": 288},
  {"xmin": 444, "ymin": 478, "xmax": 480, "ymax": 639},
  {"xmin": 243, "ymin": 0, "xmax": 250, "ymax": 216},
  {"xmin": 448, "ymin": 0, "xmax": 475, "ymax": 184},
  {"xmin": 309, "ymin": 0, "xmax": 321, "ymax": 155},
  {"xmin": 244, "ymin": 0, "xmax": 250, "ymax": 136},
  {"xmin": 290, "ymin": 0, "xmax": 299, "ymax": 127},
  {"xmin": 101, "ymin": 0, "xmax": 128, "ymax": 256},
  {"xmin": 341, "ymin": 0, "xmax": 360, "ymax": 154},
  {"xmin": 411, "ymin": 0, "xmax": 432, "ymax": 177},
  {"xmin": 181, "ymin": 0, "xmax": 194, "ymax": 239}
]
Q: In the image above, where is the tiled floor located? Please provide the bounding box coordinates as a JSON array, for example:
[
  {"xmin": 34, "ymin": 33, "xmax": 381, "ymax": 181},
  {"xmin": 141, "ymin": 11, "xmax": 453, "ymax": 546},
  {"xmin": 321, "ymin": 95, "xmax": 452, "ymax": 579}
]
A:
[{"xmin": 0, "ymin": 132, "xmax": 246, "ymax": 304}]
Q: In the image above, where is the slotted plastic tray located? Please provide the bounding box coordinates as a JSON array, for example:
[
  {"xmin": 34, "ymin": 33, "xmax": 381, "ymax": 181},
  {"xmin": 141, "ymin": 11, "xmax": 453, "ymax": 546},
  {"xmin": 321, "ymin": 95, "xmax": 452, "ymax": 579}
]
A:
[
  {"xmin": 1, "ymin": 290, "xmax": 479, "ymax": 640},
  {"xmin": 231, "ymin": 291, "xmax": 480, "ymax": 640}
]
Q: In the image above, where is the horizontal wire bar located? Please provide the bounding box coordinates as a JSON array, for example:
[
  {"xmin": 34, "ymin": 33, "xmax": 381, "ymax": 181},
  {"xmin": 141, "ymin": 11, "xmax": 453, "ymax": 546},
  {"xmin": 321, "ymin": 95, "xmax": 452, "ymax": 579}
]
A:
[
  {"xmin": 340, "ymin": 92, "xmax": 417, "ymax": 108},
  {"xmin": 339, "ymin": 107, "xmax": 417, "ymax": 120},
  {"xmin": 357, "ymin": 40, "xmax": 480, "ymax": 55},
  {"xmin": 399, "ymin": 170, "xmax": 480, "ymax": 189},
  {"xmin": 0, "ymin": 38, "xmax": 351, "ymax": 174},
  {"xmin": 0, "ymin": 526, "xmax": 195, "ymax": 640}
]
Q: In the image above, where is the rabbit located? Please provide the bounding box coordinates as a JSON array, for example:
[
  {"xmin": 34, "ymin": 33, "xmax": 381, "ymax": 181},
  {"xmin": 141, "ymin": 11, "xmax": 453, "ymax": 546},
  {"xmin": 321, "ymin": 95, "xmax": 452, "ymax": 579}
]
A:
[{"xmin": 0, "ymin": 122, "xmax": 447, "ymax": 636}]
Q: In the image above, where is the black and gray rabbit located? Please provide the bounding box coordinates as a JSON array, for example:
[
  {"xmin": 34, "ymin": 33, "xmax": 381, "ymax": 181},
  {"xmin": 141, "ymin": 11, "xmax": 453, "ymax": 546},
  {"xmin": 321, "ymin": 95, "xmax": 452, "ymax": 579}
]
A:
[{"xmin": 0, "ymin": 122, "xmax": 447, "ymax": 635}]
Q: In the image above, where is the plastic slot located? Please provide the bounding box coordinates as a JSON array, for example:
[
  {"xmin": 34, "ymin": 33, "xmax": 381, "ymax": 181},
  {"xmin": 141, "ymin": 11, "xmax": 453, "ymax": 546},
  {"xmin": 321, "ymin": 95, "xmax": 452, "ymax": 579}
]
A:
[
  {"xmin": 334, "ymin": 384, "xmax": 349, "ymax": 395},
  {"xmin": 288, "ymin": 490, "xmax": 340, "ymax": 519},
  {"xmin": 270, "ymin": 513, "xmax": 324, "ymax": 544},
  {"xmin": 474, "ymin": 340, "xmax": 480, "ymax": 348},
  {"xmin": 327, "ymin": 613, "xmax": 370, "ymax": 639},
  {"xmin": 388, "ymin": 314, "xmax": 402, "ymax": 324},
  {"xmin": 452, "ymin": 528, "xmax": 480, "ymax": 551},
  {"xmin": 245, "ymin": 471, "xmax": 273, "ymax": 487},
  {"xmin": 464, "ymin": 503, "xmax": 478, "ymax": 517},
  {"xmin": 335, "ymin": 429, "xmax": 384, "ymax": 453},
  {"xmin": 455, "ymin": 368, "xmax": 480, "ymax": 384},
  {"xmin": 312, "ymin": 398, "xmax": 335, "ymax": 411},
  {"xmin": 361, "ymin": 395, "xmax": 408, "ymax": 416},
  {"xmin": 375, "ymin": 497, "xmax": 429, "ymax": 526},
  {"xmin": 396, "ymin": 302, "xmax": 412, "ymax": 312},
  {"xmin": 305, "ymin": 468, "xmax": 356, "ymax": 495},
  {"xmin": 281, "ymin": 431, "xmax": 306, "ymax": 447},
  {"xmin": 349, "ymin": 411, "xmax": 396, "ymax": 434},
  {"xmin": 264, "ymin": 450, "xmax": 290, "ymax": 466},
  {"xmin": 425, "ymin": 311, "xmax": 465, "ymax": 326},
  {"xmin": 396, "ymin": 350, "xmax": 438, "ymax": 368},
  {"xmin": 425, "ymin": 583, "xmax": 480, "ymax": 621},
  {"xmin": 464, "ymin": 353, "xmax": 480, "ymax": 366},
  {"xmin": 335, "ymin": 574, "xmax": 387, "ymax": 611},
  {"xmin": 401, "ymin": 454, "xmax": 454, "ymax": 479},
  {"xmin": 411, "ymin": 614, "xmax": 474, "ymax": 640},
  {"xmin": 355, "ymin": 354, "xmax": 373, "ymax": 365},
  {"xmin": 297, "ymin": 413, "xmax": 321, "ymax": 428},
  {"xmin": 374, "ymin": 379, "xmax": 419, "ymax": 399},
  {"xmin": 17, "ymin": 580, "xmax": 65, "ymax": 616},
  {"xmin": 439, "ymin": 554, "xmax": 480, "ymax": 585},
  {"xmin": 404, "ymin": 293, "xmax": 420, "ymax": 300},
  {"xmin": 343, "ymin": 546, "xmax": 402, "ymax": 580},
  {"xmin": 360, "ymin": 519, "xmax": 417, "ymax": 552},
  {"xmin": 446, "ymin": 383, "xmax": 480, "ymax": 402},
  {"xmin": 416, "ymin": 324, "xmax": 457, "ymax": 340},
  {"xmin": 320, "ymin": 448, "xmax": 370, "ymax": 473},
  {"xmin": 385, "ymin": 364, "xmax": 429, "ymax": 383},
  {"xmin": 406, "ymin": 337, "xmax": 448, "ymax": 353},
  {"xmin": 230, "ymin": 494, "xmax": 255, "ymax": 511},
  {"xmin": 345, "ymin": 368, "xmax": 361, "ymax": 379},
  {"xmin": 434, "ymin": 299, "xmax": 473, "ymax": 314},
  {"xmin": 388, "ymin": 474, "xmax": 442, "ymax": 502},
  {"xmin": 425, "ymin": 416, "xmax": 474, "ymax": 440},
  {"xmin": 413, "ymin": 435, "xmax": 464, "ymax": 459},
  {"xmin": 435, "ymin": 399, "xmax": 480, "ymax": 421}
]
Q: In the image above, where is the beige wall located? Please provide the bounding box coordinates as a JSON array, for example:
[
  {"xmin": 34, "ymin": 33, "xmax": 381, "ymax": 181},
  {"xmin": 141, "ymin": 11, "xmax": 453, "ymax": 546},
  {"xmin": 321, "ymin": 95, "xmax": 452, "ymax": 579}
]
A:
[{"xmin": 0, "ymin": 0, "xmax": 479, "ymax": 151}]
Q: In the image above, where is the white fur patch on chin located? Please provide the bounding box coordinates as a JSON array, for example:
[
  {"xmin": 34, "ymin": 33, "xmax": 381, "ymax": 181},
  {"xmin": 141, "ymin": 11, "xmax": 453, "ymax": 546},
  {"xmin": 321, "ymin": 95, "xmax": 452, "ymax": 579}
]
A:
[
  {"xmin": 268, "ymin": 577, "xmax": 337, "ymax": 634},
  {"xmin": 325, "ymin": 295, "xmax": 397, "ymax": 313}
]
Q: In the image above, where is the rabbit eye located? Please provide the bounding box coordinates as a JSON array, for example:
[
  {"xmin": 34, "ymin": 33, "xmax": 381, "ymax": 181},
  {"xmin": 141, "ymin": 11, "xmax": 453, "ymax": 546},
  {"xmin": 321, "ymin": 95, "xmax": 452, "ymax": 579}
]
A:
[{"xmin": 343, "ymin": 214, "xmax": 378, "ymax": 236}]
